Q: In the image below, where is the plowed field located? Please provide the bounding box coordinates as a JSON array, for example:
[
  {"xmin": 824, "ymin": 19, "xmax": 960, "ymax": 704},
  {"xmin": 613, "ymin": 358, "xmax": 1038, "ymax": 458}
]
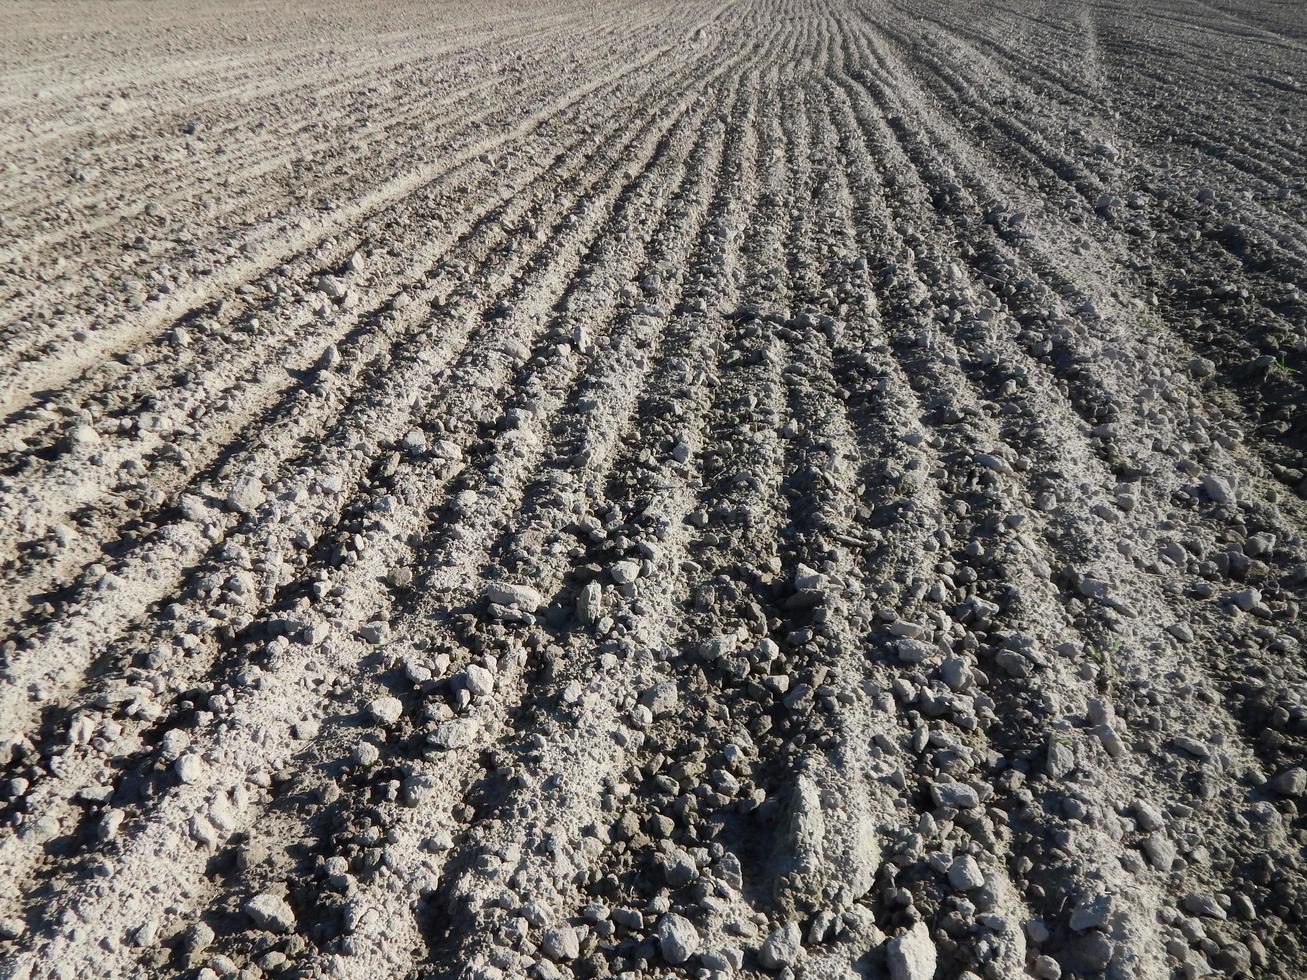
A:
[{"xmin": 3, "ymin": 1, "xmax": 1307, "ymax": 977}]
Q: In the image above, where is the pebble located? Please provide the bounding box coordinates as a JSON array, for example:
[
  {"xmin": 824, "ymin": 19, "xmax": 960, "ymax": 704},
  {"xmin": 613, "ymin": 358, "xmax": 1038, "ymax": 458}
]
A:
[
  {"xmin": 368, "ymin": 696, "xmax": 403, "ymax": 726},
  {"xmin": 245, "ymin": 893, "xmax": 295, "ymax": 933},
  {"xmin": 1070, "ymin": 893, "xmax": 1112, "ymax": 932},
  {"xmin": 948, "ymin": 855, "xmax": 985, "ymax": 891},
  {"xmin": 174, "ymin": 754, "xmax": 204, "ymax": 784},
  {"xmin": 758, "ymin": 922, "xmax": 802, "ymax": 969},
  {"xmin": 610, "ymin": 560, "xmax": 641, "ymax": 585},
  {"xmin": 1273, "ymin": 768, "xmax": 1306, "ymax": 796},
  {"xmin": 886, "ymin": 921, "xmax": 936, "ymax": 980},
  {"xmin": 486, "ymin": 582, "xmax": 543, "ymax": 613},
  {"xmin": 656, "ymin": 913, "xmax": 699, "ymax": 965},
  {"xmin": 465, "ymin": 664, "xmax": 494, "ymax": 697},
  {"xmin": 540, "ymin": 925, "xmax": 580, "ymax": 961}
]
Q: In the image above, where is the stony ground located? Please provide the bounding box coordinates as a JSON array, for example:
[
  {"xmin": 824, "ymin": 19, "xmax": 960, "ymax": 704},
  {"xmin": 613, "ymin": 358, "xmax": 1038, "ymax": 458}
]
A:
[{"xmin": 2, "ymin": 0, "xmax": 1307, "ymax": 977}]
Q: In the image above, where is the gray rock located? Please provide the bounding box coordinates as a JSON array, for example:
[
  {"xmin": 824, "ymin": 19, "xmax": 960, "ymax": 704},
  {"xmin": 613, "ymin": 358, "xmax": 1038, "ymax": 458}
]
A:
[
  {"xmin": 610, "ymin": 561, "xmax": 641, "ymax": 585},
  {"xmin": 639, "ymin": 681, "xmax": 678, "ymax": 718},
  {"xmin": 1134, "ymin": 800, "xmax": 1164, "ymax": 832},
  {"xmin": 1182, "ymin": 893, "xmax": 1227, "ymax": 920},
  {"xmin": 930, "ymin": 781, "xmax": 979, "ymax": 809},
  {"xmin": 0, "ymin": 917, "xmax": 25, "ymax": 940},
  {"xmin": 758, "ymin": 921, "xmax": 802, "ymax": 969},
  {"xmin": 947, "ymin": 855, "xmax": 985, "ymax": 891},
  {"xmin": 577, "ymin": 581, "xmax": 602, "ymax": 624},
  {"xmin": 1201, "ymin": 473, "xmax": 1236, "ymax": 506},
  {"xmin": 1273, "ymin": 768, "xmax": 1307, "ymax": 796},
  {"xmin": 486, "ymin": 582, "xmax": 543, "ymax": 613},
  {"xmin": 886, "ymin": 921, "xmax": 936, "ymax": 980},
  {"xmin": 465, "ymin": 664, "xmax": 494, "ymax": 697},
  {"xmin": 1142, "ymin": 834, "xmax": 1176, "ymax": 871},
  {"xmin": 541, "ymin": 924, "xmax": 580, "ymax": 961},
  {"xmin": 174, "ymin": 754, "xmax": 204, "ymax": 784},
  {"xmin": 661, "ymin": 848, "xmax": 698, "ymax": 887},
  {"xmin": 245, "ymin": 893, "xmax": 295, "ymax": 933},
  {"xmin": 656, "ymin": 913, "xmax": 699, "ymax": 965},
  {"xmin": 429, "ymin": 717, "xmax": 481, "ymax": 749},
  {"xmin": 1070, "ymin": 893, "xmax": 1112, "ymax": 932},
  {"xmin": 368, "ymin": 696, "xmax": 403, "ymax": 726}
]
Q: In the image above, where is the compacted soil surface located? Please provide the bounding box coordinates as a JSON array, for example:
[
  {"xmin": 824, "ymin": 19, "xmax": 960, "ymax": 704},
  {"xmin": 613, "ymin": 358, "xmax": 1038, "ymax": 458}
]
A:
[{"xmin": 2, "ymin": 0, "xmax": 1307, "ymax": 977}]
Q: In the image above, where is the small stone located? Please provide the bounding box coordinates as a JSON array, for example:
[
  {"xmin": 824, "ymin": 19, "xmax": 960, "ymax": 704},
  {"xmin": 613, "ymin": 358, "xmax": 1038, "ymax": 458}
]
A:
[
  {"xmin": 0, "ymin": 917, "xmax": 25, "ymax": 940},
  {"xmin": 429, "ymin": 718, "xmax": 480, "ymax": 749},
  {"xmin": 886, "ymin": 921, "xmax": 936, "ymax": 980},
  {"xmin": 660, "ymin": 848, "xmax": 698, "ymax": 887},
  {"xmin": 1070, "ymin": 893, "xmax": 1112, "ymax": 932},
  {"xmin": 639, "ymin": 681, "xmax": 678, "ymax": 718},
  {"xmin": 656, "ymin": 913, "xmax": 699, "ymax": 965},
  {"xmin": 465, "ymin": 664, "xmax": 494, "ymax": 697},
  {"xmin": 183, "ymin": 921, "xmax": 215, "ymax": 953},
  {"xmin": 1182, "ymin": 893, "xmax": 1227, "ymax": 920},
  {"xmin": 577, "ymin": 581, "xmax": 602, "ymax": 624},
  {"xmin": 610, "ymin": 561, "xmax": 641, "ymax": 585},
  {"xmin": 1274, "ymin": 768, "xmax": 1307, "ymax": 796},
  {"xmin": 226, "ymin": 476, "xmax": 266, "ymax": 514},
  {"xmin": 174, "ymin": 754, "xmax": 204, "ymax": 784},
  {"xmin": 1134, "ymin": 800, "xmax": 1164, "ymax": 832},
  {"xmin": 758, "ymin": 922, "xmax": 802, "ymax": 969},
  {"xmin": 1201, "ymin": 474, "xmax": 1236, "ymax": 506},
  {"xmin": 368, "ymin": 696, "xmax": 403, "ymax": 726},
  {"xmin": 1142, "ymin": 835, "xmax": 1177, "ymax": 871},
  {"xmin": 245, "ymin": 893, "xmax": 295, "ymax": 933},
  {"xmin": 541, "ymin": 925, "xmax": 580, "ymax": 961},
  {"xmin": 930, "ymin": 781, "xmax": 979, "ymax": 809},
  {"xmin": 486, "ymin": 582, "xmax": 543, "ymax": 613},
  {"xmin": 948, "ymin": 855, "xmax": 985, "ymax": 891}
]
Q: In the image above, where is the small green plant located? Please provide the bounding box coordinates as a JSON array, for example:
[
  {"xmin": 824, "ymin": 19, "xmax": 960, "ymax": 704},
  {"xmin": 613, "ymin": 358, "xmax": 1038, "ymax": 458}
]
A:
[{"xmin": 1271, "ymin": 353, "xmax": 1297, "ymax": 377}]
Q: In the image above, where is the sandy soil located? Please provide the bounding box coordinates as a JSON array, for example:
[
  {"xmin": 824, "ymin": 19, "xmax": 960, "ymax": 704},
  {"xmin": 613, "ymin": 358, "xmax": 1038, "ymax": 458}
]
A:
[{"xmin": 2, "ymin": 0, "xmax": 1307, "ymax": 977}]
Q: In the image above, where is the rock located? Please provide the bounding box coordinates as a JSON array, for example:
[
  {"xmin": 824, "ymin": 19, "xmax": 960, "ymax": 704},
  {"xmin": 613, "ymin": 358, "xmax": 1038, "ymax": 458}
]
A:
[
  {"xmin": 368, "ymin": 696, "xmax": 403, "ymax": 726},
  {"xmin": 758, "ymin": 922, "xmax": 802, "ymax": 969},
  {"xmin": 182, "ymin": 921, "xmax": 215, "ymax": 953},
  {"xmin": 429, "ymin": 718, "xmax": 481, "ymax": 749},
  {"xmin": 1182, "ymin": 893, "xmax": 1227, "ymax": 920},
  {"xmin": 226, "ymin": 476, "xmax": 266, "ymax": 514},
  {"xmin": 1273, "ymin": 768, "xmax": 1306, "ymax": 796},
  {"xmin": 1134, "ymin": 800, "xmax": 1164, "ymax": 832},
  {"xmin": 896, "ymin": 638, "xmax": 936, "ymax": 664},
  {"xmin": 930, "ymin": 781, "xmax": 980, "ymax": 809},
  {"xmin": 886, "ymin": 921, "xmax": 936, "ymax": 980},
  {"xmin": 540, "ymin": 925, "xmax": 580, "ymax": 961},
  {"xmin": 1070, "ymin": 893, "xmax": 1112, "ymax": 932},
  {"xmin": 98, "ymin": 808, "xmax": 125, "ymax": 841},
  {"xmin": 317, "ymin": 275, "xmax": 347, "ymax": 298},
  {"xmin": 0, "ymin": 917, "xmax": 25, "ymax": 940},
  {"xmin": 174, "ymin": 754, "xmax": 204, "ymax": 784},
  {"xmin": 465, "ymin": 664, "xmax": 494, "ymax": 697},
  {"xmin": 66, "ymin": 423, "xmax": 101, "ymax": 449},
  {"xmin": 486, "ymin": 582, "xmax": 543, "ymax": 613},
  {"xmin": 610, "ymin": 560, "xmax": 641, "ymax": 585},
  {"xmin": 1142, "ymin": 834, "xmax": 1177, "ymax": 871},
  {"xmin": 245, "ymin": 893, "xmax": 295, "ymax": 933},
  {"xmin": 660, "ymin": 848, "xmax": 698, "ymax": 887},
  {"xmin": 639, "ymin": 681, "xmax": 678, "ymax": 717},
  {"xmin": 577, "ymin": 581, "xmax": 602, "ymax": 624},
  {"xmin": 1046, "ymin": 737, "xmax": 1075, "ymax": 777},
  {"xmin": 1173, "ymin": 736, "xmax": 1210, "ymax": 759},
  {"xmin": 1201, "ymin": 474, "xmax": 1236, "ymax": 506},
  {"xmin": 656, "ymin": 913, "xmax": 699, "ymax": 965},
  {"xmin": 1032, "ymin": 954, "xmax": 1062, "ymax": 979},
  {"xmin": 948, "ymin": 855, "xmax": 985, "ymax": 891}
]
